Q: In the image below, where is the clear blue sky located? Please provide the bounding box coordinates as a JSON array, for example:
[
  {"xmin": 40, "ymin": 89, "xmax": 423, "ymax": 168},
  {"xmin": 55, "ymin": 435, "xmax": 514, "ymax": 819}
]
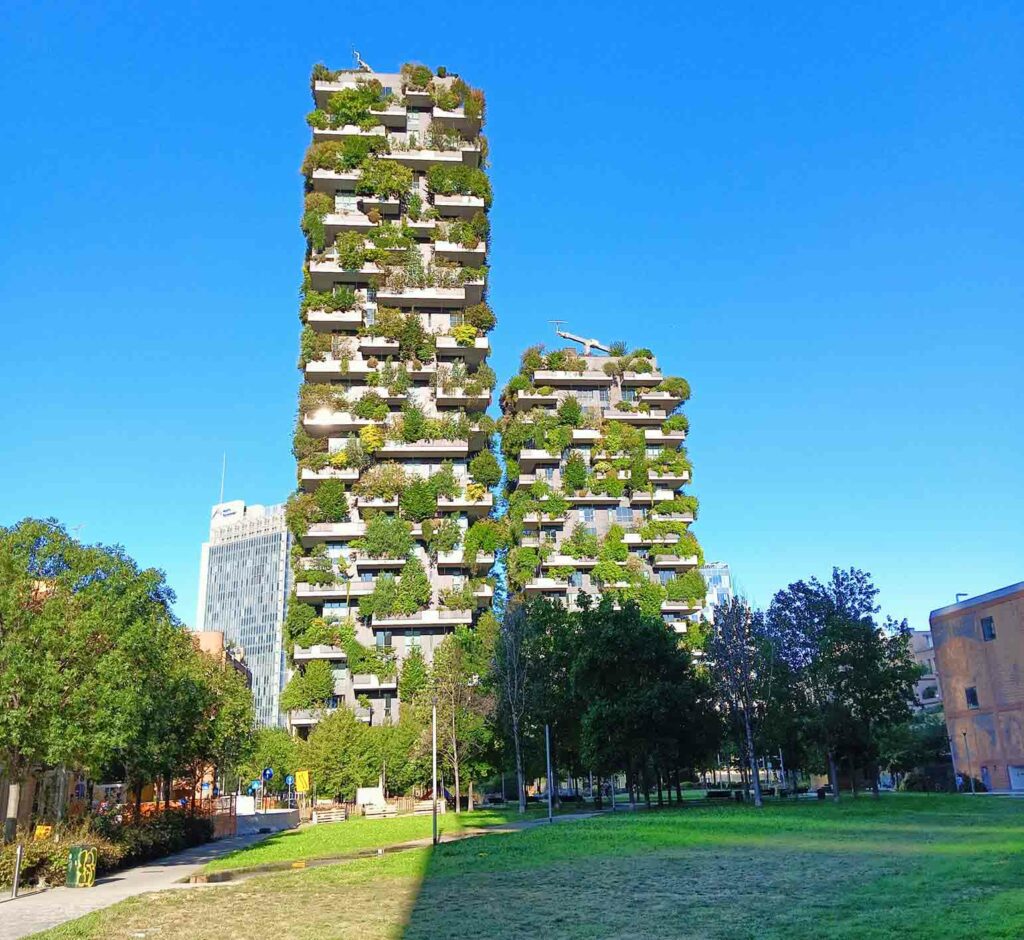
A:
[{"xmin": 1, "ymin": 1, "xmax": 1021, "ymax": 627}]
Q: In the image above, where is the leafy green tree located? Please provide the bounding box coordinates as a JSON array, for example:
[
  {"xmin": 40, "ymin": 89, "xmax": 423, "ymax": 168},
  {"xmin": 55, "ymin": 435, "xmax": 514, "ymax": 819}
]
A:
[
  {"xmin": 469, "ymin": 450, "xmax": 501, "ymax": 488},
  {"xmin": 399, "ymin": 647, "xmax": 429, "ymax": 701},
  {"xmin": 240, "ymin": 729, "xmax": 302, "ymax": 796},
  {"xmin": 397, "ymin": 557, "xmax": 431, "ymax": 614},
  {"xmin": 280, "ymin": 659, "xmax": 334, "ymax": 712},
  {"xmin": 305, "ymin": 709, "xmax": 378, "ymax": 801},
  {"xmin": 400, "ymin": 480, "xmax": 437, "ymax": 522},
  {"xmin": 563, "ymin": 452, "xmax": 588, "ymax": 492},
  {"xmin": 313, "ymin": 480, "xmax": 350, "ymax": 522}
]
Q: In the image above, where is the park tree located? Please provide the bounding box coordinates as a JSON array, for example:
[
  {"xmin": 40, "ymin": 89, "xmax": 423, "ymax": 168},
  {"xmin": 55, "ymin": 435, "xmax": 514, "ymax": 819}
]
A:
[
  {"xmin": 241, "ymin": 728, "xmax": 303, "ymax": 796},
  {"xmin": 494, "ymin": 604, "xmax": 531, "ymax": 812},
  {"xmin": 305, "ymin": 708, "xmax": 378, "ymax": 801}
]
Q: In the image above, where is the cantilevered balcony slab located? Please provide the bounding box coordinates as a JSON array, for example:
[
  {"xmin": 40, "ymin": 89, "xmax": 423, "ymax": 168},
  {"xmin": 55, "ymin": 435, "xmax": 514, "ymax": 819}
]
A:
[
  {"xmin": 621, "ymin": 370, "xmax": 664, "ymax": 387},
  {"xmin": 566, "ymin": 492, "xmax": 623, "ymax": 506},
  {"xmin": 303, "ymin": 411, "xmax": 372, "ymax": 437},
  {"xmin": 604, "ymin": 410, "xmax": 667, "ymax": 427},
  {"xmin": 435, "ymin": 335, "xmax": 489, "ymax": 363},
  {"xmin": 433, "ymin": 240, "xmax": 487, "ymax": 265},
  {"xmin": 378, "ymin": 440, "xmax": 470, "ymax": 459},
  {"xmin": 435, "ymin": 389, "xmax": 491, "ymax": 409},
  {"xmin": 652, "ymin": 554, "xmax": 700, "ymax": 570},
  {"xmin": 648, "ymin": 470, "xmax": 690, "ymax": 488},
  {"xmin": 437, "ymin": 493, "xmax": 494, "ymax": 516},
  {"xmin": 300, "ymin": 467, "xmax": 360, "ymax": 491},
  {"xmin": 524, "ymin": 578, "xmax": 570, "ymax": 594},
  {"xmin": 518, "ymin": 449, "xmax": 559, "ymax": 471},
  {"xmin": 302, "ymin": 522, "xmax": 366, "ymax": 547},
  {"xmin": 638, "ymin": 390, "xmax": 683, "ymax": 408},
  {"xmin": 431, "ymin": 106, "xmax": 483, "ymax": 136},
  {"xmin": 382, "ymin": 143, "xmax": 482, "ymax": 170},
  {"xmin": 294, "ymin": 644, "xmax": 347, "ymax": 662},
  {"xmin": 371, "ymin": 608, "xmax": 474, "ymax": 628},
  {"xmin": 355, "ymin": 497, "xmax": 399, "ymax": 512},
  {"xmin": 514, "ymin": 390, "xmax": 558, "ymax": 410},
  {"xmin": 308, "ymin": 258, "xmax": 382, "ymax": 291},
  {"xmin": 297, "ymin": 580, "xmax": 376, "ymax": 601},
  {"xmin": 312, "ymin": 124, "xmax": 387, "ymax": 143},
  {"xmin": 522, "ymin": 512, "xmax": 566, "ymax": 527},
  {"xmin": 351, "ymin": 556, "xmax": 406, "ymax": 570},
  {"xmin": 662, "ymin": 601, "xmax": 702, "ymax": 615},
  {"xmin": 432, "ymin": 194, "xmax": 486, "ymax": 218},
  {"xmin": 352, "ymin": 673, "xmax": 398, "ymax": 692},
  {"xmin": 376, "ymin": 285, "xmax": 474, "ymax": 307},
  {"xmin": 305, "ymin": 309, "xmax": 364, "ymax": 331},
  {"xmin": 541, "ymin": 555, "xmax": 597, "ymax": 569},
  {"xmin": 645, "ymin": 429, "xmax": 687, "ymax": 448},
  {"xmin": 533, "ymin": 370, "xmax": 612, "ymax": 387},
  {"xmin": 310, "ymin": 169, "xmax": 361, "ymax": 194},
  {"xmin": 437, "ymin": 550, "xmax": 496, "ymax": 570}
]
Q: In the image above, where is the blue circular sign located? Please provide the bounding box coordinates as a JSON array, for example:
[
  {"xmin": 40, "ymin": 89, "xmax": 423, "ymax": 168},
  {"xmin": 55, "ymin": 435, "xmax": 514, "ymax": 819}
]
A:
[
  {"xmin": 263, "ymin": 767, "xmax": 274, "ymax": 781},
  {"xmin": 285, "ymin": 774, "xmax": 295, "ymax": 786}
]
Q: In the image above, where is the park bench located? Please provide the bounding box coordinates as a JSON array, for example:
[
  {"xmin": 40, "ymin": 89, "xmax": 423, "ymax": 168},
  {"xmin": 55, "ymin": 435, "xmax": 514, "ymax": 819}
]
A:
[
  {"xmin": 311, "ymin": 806, "xmax": 348, "ymax": 824},
  {"xmin": 362, "ymin": 803, "xmax": 398, "ymax": 819}
]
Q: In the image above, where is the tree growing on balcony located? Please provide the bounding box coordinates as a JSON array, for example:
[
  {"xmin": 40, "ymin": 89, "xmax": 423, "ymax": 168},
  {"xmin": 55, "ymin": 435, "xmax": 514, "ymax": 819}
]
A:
[{"xmin": 469, "ymin": 450, "xmax": 501, "ymax": 489}]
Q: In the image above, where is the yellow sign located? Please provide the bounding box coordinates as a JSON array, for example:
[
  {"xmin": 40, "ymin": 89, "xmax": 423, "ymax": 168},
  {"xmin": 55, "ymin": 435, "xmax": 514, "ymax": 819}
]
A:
[
  {"xmin": 295, "ymin": 770, "xmax": 310, "ymax": 793},
  {"xmin": 33, "ymin": 824, "xmax": 53, "ymax": 842}
]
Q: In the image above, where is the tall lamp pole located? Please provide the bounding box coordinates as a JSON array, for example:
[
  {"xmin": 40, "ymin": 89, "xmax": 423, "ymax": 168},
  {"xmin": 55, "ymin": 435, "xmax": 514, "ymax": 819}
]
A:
[
  {"xmin": 545, "ymin": 723, "xmax": 554, "ymax": 824},
  {"xmin": 962, "ymin": 731, "xmax": 976, "ymax": 794},
  {"xmin": 432, "ymin": 697, "xmax": 439, "ymax": 844}
]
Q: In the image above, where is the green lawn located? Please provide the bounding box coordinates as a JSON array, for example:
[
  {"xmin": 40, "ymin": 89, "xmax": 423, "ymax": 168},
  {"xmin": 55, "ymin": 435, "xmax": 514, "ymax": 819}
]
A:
[
  {"xmin": 32, "ymin": 795, "xmax": 1024, "ymax": 940},
  {"xmin": 202, "ymin": 804, "xmax": 574, "ymax": 873}
]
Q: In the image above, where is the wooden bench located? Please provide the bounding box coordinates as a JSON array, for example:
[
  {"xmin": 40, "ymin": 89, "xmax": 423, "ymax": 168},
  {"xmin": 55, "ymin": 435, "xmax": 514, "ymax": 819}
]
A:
[
  {"xmin": 312, "ymin": 806, "xmax": 348, "ymax": 824},
  {"xmin": 362, "ymin": 804, "xmax": 398, "ymax": 819}
]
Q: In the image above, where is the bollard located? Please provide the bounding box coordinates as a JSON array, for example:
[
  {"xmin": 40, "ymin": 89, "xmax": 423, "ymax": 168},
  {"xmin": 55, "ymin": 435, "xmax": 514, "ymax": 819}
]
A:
[{"xmin": 11, "ymin": 843, "xmax": 24, "ymax": 899}]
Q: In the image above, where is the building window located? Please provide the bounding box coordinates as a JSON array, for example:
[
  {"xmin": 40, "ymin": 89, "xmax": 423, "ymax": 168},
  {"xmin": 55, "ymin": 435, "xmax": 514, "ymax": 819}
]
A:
[
  {"xmin": 407, "ymin": 630, "xmax": 421, "ymax": 650},
  {"xmin": 981, "ymin": 617, "xmax": 996, "ymax": 641},
  {"xmin": 581, "ymin": 507, "xmax": 594, "ymax": 523},
  {"xmin": 616, "ymin": 506, "xmax": 633, "ymax": 525},
  {"xmin": 569, "ymin": 571, "xmax": 583, "ymax": 588},
  {"xmin": 622, "ymin": 388, "xmax": 636, "ymax": 402},
  {"xmin": 965, "ymin": 686, "xmax": 979, "ymax": 709}
]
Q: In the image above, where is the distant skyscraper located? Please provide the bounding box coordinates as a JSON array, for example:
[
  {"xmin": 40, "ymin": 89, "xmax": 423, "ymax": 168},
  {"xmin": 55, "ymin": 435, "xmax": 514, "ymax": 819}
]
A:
[
  {"xmin": 196, "ymin": 501, "xmax": 291, "ymax": 727},
  {"xmin": 700, "ymin": 562, "xmax": 734, "ymax": 619}
]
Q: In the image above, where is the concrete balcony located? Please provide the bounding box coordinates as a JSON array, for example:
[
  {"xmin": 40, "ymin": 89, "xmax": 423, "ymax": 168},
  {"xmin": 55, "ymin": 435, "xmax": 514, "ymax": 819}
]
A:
[
  {"xmin": 541, "ymin": 555, "xmax": 597, "ymax": 569},
  {"xmin": 352, "ymin": 673, "xmax": 398, "ymax": 692},
  {"xmin": 638, "ymin": 390, "xmax": 683, "ymax": 408},
  {"xmin": 355, "ymin": 496, "xmax": 399, "ymax": 512},
  {"xmin": 288, "ymin": 708, "xmax": 331, "ymax": 728},
  {"xmin": 433, "ymin": 194, "xmax": 486, "ymax": 218},
  {"xmin": 371, "ymin": 608, "xmax": 474, "ymax": 628},
  {"xmin": 629, "ymin": 489, "xmax": 679, "ymax": 505},
  {"xmin": 522, "ymin": 512, "xmax": 566, "ymax": 527},
  {"xmin": 431, "ymin": 105, "xmax": 483, "ymax": 136},
  {"xmin": 435, "ymin": 335, "xmax": 490, "ymax": 363},
  {"xmin": 434, "ymin": 240, "xmax": 487, "ymax": 265},
  {"xmin": 437, "ymin": 550, "xmax": 496, "ymax": 570},
  {"xmin": 358, "ymin": 194, "xmax": 401, "ymax": 215},
  {"xmin": 652, "ymin": 554, "xmax": 700, "ymax": 570},
  {"xmin": 296, "ymin": 579, "xmax": 375, "ymax": 601},
  {"xmin": 378, "ymin": 440, "xmax": 470, "ymax": 459},
  {"xmin": 624, "ymin": 532, "xmax": 680, "ymax": 548},
  {"xmin": 437, "ymin": 492, "xmax": 494, "ymax": 516},
  {"xmin": 357, "ymin": 336, "xmax": 401, "ymax": 357},
  {"xmin": 566, "ymin": 492, "xmax": 623, "ymax": 506},
  {"xmin": 294, "ymin": 644, "xmax": 347, "ymax": 662},
  {"xmin": 351, "ymin": 556, "xmax": 406, "ymax": 570},
  {"xmin": 308, "ymin": 258, "xmax": 381, "ymax": 290},
  {"xmin": 376, "ymin": 285, "xmax": 476, "ymax": 307},
  {"xmin": 304, "ymin": 359, "xmax": 435, "ymax": 383},
  {"xmin": 649, "ymin": 470, "xmax": 691, "ymax": 487},
  {"xmin": 300, "ymin": 467, "xmax": 360, "ymax": 491},
  {"xmin": 310, "ymin": 168, "xmax": 361, "ymax": 193},
  {"xmin": 514, "ymin": 389, "xmax": 559, "ymax": 410},
  {"xmin": 650, "ymin": 511, "xmax": 695, "ymax": 524},
  {"xmin": 312, "ymin": 123, "xmax": 387, "ymax": 143},
  {"xmin": 570, "ymin": 429, "xmax": 601, "ymax": 445},
  {"xmin": 533, "ymin": 370, "xmax": 612, "ymax": 387},
  {"xmin": 435, "ymin": 389, "xmax": 491, "ymax": 409},
  {"xmin": 382, "ymin": 143, "xmax": 482, "ymax": 170},
  {"xmin": 645, "ymin": 429, "xmax": 686, "ymax": 448},
  {"xmin": 303, "ymin": 411, "xmax": 373, "ymax": 436},
  {"xmin": 604, "ymin": 409, "xmax": 668, "ymax": 427},
  {"xmin": 622, "ymin": 370, "xmax": 664, "ymax": 387},
  {"xmin": 524, "ymin": 578, "xmax": 570, "ymax": 594},
  {"xmin": 305, "ymin": 309, "xmax": 365, "ymax": 331},
  {"xmin": 311, "ymin": 79, "xmax": 404, "ymax": 112},
  {"xmin": 662, "ymin": 600, "xmax": 702, "ymax": 615},
  {"xmin": 518, "ymin": 449, "xmax": 559, "ymax": 471},
  {"xmin": 302, "ymin": 522, "xmax": 366, "ymax": 546}
]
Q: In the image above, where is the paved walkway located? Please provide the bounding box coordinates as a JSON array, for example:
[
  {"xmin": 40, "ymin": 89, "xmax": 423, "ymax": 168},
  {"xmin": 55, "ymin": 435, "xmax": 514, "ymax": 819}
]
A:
[{"xmin": 0, "ymin": 831, "xmax": 272, "ymax": 940}]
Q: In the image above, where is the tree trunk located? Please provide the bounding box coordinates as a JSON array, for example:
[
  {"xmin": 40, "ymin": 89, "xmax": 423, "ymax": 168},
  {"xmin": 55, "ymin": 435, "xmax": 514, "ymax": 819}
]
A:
[
  {"xmin": 451, "ymin": 710, "xmax": 461, "ymax": 813},
  {"xmin": 511, "ymin": 718, "xmax": 527, "ymax": 813},
  {"xmin": 4, "ymin": 780, "xmax": 21, "ymax": 843},
  {"xmin": 848, "ymin": 758, "xmax": 858, "ymax": 798},
  {"xmin": 656, "ymin": 769, "xmax": 664, "ymax": 807},
  {"xmin": 134, "ymin": 781, "xmax": 143, "ymax": 818},
  {"xmin": 468, "ymin": 779, "xmax": 474, "ymax": 812},
  {"xmin": 675, "ymin": 769, "xmax": 683, "ymax": 803},
  {"xmin": 827, "ymin": 752, "xmax": 840, "ymax": 803},
  {"xmin": 594, "ymin": 775, "xmax": 603, "ymax": 810},
  {"xmin": 744, "ymin": 710, "xmax": 763, "ymax": 808},
  {"xmin": 870, "ymin": 763, "xmax": 880, "ymax": 798}
]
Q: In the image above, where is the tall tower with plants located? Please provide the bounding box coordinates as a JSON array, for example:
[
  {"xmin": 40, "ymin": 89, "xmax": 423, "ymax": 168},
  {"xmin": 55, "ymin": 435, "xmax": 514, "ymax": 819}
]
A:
[
  {"xmin": 284, "ymin": 61, "xmax": 500, "ymax": 735},
  {"xmin": 498, "ymin": 339, "xmax": 705, "ymax": 630}
]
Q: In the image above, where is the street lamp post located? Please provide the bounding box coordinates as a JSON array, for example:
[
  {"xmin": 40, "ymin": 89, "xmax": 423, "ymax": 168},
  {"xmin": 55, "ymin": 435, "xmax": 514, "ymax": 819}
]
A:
[
  {"xmin": 432, "ymin": 697, "xmax": 439, "ymax": 844},
  {"xmin": 962, "ymin": 731, "xmax": 976, "ymax": 794},
  {"xmin": 544, "ymin": 723, "xmax": 554, "ymax": 824}
]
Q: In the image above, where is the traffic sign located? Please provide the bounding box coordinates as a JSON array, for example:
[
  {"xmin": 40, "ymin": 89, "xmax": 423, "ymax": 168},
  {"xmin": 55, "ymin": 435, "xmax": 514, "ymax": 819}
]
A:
[
  {"xmin": 263, "ymin": 767, "xmax": 274, "ymax": 781},
  {"xmin": 295, "ymin": 770, "xmax": 310, "ymax": 793},
  {"xmin": 285, "ymin": 774, "xmax": 295, "ymax": 786}
]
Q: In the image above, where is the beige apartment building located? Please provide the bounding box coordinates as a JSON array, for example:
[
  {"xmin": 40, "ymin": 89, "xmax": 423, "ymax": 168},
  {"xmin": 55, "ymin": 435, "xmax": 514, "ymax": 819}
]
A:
[
  {"xmin": 910, "ymin": 629, "xmax": 942, "ymax": 709},
  {"xmin": 499, "ymin": 336, "xmax": 705, "ymax": 629},
  {"xmin": 286, "ymin": 61, "xmax": 496, "ymax": 734},
  {"xmin": 930, "ymin": 581, "xmax": 1024, "ymax": 791}
]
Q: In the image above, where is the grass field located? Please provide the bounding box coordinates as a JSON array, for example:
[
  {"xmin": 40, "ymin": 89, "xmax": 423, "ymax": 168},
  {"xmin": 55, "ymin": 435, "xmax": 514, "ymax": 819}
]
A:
[
  {"xmin": 202, "ymin": 804, "xmax": 574, "ymax": 873},
  {"xmin": 33, "ymin": 795, "xmax": 1024, "ymax": 940}
]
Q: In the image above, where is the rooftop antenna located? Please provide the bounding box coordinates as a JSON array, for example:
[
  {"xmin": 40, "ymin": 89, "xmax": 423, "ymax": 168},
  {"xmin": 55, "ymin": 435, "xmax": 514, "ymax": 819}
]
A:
[
  {"xmin": 219, "ymin": 453, "xmax": 226, "ymax": 506},
  {"xmin": 956, "ymin": 593, "xmax": 968, "ymax": 603},
  {"xmin": 550, "ymin": 321, "xmax": 611, "ymax": 357},
  {"xmin": 353, "ymin": 48, "xmax": 373, "ymax": 72}
]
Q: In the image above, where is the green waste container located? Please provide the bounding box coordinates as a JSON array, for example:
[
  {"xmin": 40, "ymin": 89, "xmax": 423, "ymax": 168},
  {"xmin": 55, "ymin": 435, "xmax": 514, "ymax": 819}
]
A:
[{"xmin": 66, "ymin": 845, "xmax": 98, "ymax": 888}]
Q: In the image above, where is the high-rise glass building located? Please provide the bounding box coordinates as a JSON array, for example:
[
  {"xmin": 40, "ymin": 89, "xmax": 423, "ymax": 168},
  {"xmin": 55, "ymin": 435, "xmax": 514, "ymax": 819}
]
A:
[
  {"xmin": 196, "ymin": 500, "xmax": 291, "ymax": 726},
  {"xmin": 285, "ymin": 61, "xmax": 496, "ymax": 733},
  {"xmin": 700, "ymin": 562, "xmax": 733, "ymax": 620},
  {"xmin": 498, "ymin": 340, "xmax": 706, "ymax": 630}
]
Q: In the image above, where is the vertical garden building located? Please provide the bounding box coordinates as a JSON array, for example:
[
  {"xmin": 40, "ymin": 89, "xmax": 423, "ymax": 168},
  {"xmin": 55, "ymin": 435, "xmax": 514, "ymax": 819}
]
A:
[
  {"xmin": 285, "ymin": 62, "xmax": 499, "ymax": 733},
  {"xmin": 499, "ymin": 342, "xmax": 706, "ymax": 630}
]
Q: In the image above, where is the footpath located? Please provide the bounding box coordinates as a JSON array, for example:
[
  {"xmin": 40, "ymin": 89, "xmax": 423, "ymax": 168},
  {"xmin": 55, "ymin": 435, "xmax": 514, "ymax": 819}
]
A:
[{"xmin": 0, "ymin": 831, "xmax": 272, "ymax": 940}]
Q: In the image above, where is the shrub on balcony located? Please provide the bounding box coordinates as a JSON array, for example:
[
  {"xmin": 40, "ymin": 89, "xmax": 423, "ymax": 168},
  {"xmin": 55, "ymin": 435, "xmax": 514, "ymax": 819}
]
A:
[
  {"xmin": 469, "ymin": 450, "xmax": 501, "ymax": 488},
  {"xmin": 300, "ymin": 382, "xmax": 348, "ymax": 414},
  {"xmin": 655, "ymin": 495, "xmax": 699, "ymax": 518},
  {"xmin": 439, "ymin": 583, "xmax": 476, "ymax": 610},
  {"xmin": 544, "ymin": 425, "xmax": 572, "ymax": 456},
  {"xmin": 563, "ymin": 525, "xmax": 599, "ymax": 560},
  {"xmin": 399, "ymin": 648, "xmax": 429, "ymax": 700},
  {"xmin": 298, "ymin": 326, "xmax": 333, "ymax": 367},
  {"xmin": 301, "ymin": 138, "xmax": 390, "ymax": 177},
  {"xmin": 400, "ymin": 402, "xmax": 428, "ymax": 443},
  {"xmin": 397, "ymin": 557, "xmax": 431, "ymax": 614},
  {"xmin": 299, "ymin": 286, "xmax": 358, "ymax": 316},
  {"xmin": 558, "ymin": 396, "xmax": 584, "ymax": 428},
  {"xmin": 401, "ymin": 62, "xmax": 433, "ymax": 91},
  {"xmin": 563, "ymin": 452, "xmax": 588, "ymax": 492},
  {"xmin": 280, "ymin": 659, "xmax": 334, "ymax": 711},
  {"xmin": 406, "ymin": 191, "xmax": 423, "ymax": 221},
  {"xmin": 542, "ymin": 491, "xmax": 570, "ymax": 518},
  {"xmin": 399, "ymin": 479, "xmax": 437, "ymax": 523},
  {"xmin": 313, "ymin": 480, "xmax": 350, "ymax": 523},
  {"xmin": 429, "ymin": 463, "xmax": 461, "ymax": 500},
  {"xmin": 359, "ymin": 424, "xmax": 384, "ymax": 453},
  {"xmin": 450, "ymin": 323, "xmax": 478, "ymax": 346},
  {"xmin": 353, "ymin": 392, "xmax": 390, "ymax": 421},
  {"xmin": 463, "ymin": 302, "xmax": 495, "ymax": 335},
  {"xmin": 293, "ymin": 424, "xmax": 328, "ymax": 462},
  {"xmin": 658, "ymin": 376, "xmax": 691, "ymax": 401},
  {"xmin": 353, "ymin": 514, "xmax": 413, "ymax": 559},
  {"xmin": 367, "ymin": 222, "xmax": 416, "ymax": 250},
  {"xmin": 355, "ymin": 462, "xmax": 408, "ymax": 500},
  {"xmin": 358, "ymin": 573, "xmax": 400, "ymax": 619},
  {"xmin": 325, "ymin": 80, "xmax": 385, "ymax": 128},
  {"xmin": 463, "ymin": 518, "xmax": 508, "ymax": 564},
  {"xmin": 306, "ymin": 109, "xmax": 331, "ymax": 130},
  {"xmin": 371, "ymin": 307, "xmax": 436, "ymax": 362},
  {"xmin": 665, "ymin": 570, "xmax": 708, "ymax": 604},
  {"xmin": 662, "ymin": 415, "xmax": 689, "ymax": 434},
  {"xmin": 357, "ymin": 159, "xmax": 413, "ymax": 198},
  {"xmin": 423, "ymin": 517, "xmax": 462, "ymax": 555},
  {"xmin": 508, "ymin": 546, "xmax": 541, "ymax": 589},
  {"xmin": 285, "ymin": 492, "xmax": 317, "ymax": 539},
  {"xmin": 426, "ymin": 164, "xmax": 492, "ymax": 207},
  {"xmin": 301, "ymin": 192, "xmax": 333, "ymax": 251},
  {"xmin": 332, "ymin": 231, "xmax": 375, "ymax": 270},
  {"xmin": 465, "ymin": 482, "xmax": 487, "ymax": 503},
  {"xmin": 600, "ymin": 524, "xmax": 629, "ymax": 563}
]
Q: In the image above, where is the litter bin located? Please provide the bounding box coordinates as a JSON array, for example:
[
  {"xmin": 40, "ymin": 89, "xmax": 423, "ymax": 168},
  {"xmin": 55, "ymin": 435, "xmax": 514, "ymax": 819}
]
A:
[{"xmin": 66, "ymin": 845, "xmax": 98, "ymax": 888}]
